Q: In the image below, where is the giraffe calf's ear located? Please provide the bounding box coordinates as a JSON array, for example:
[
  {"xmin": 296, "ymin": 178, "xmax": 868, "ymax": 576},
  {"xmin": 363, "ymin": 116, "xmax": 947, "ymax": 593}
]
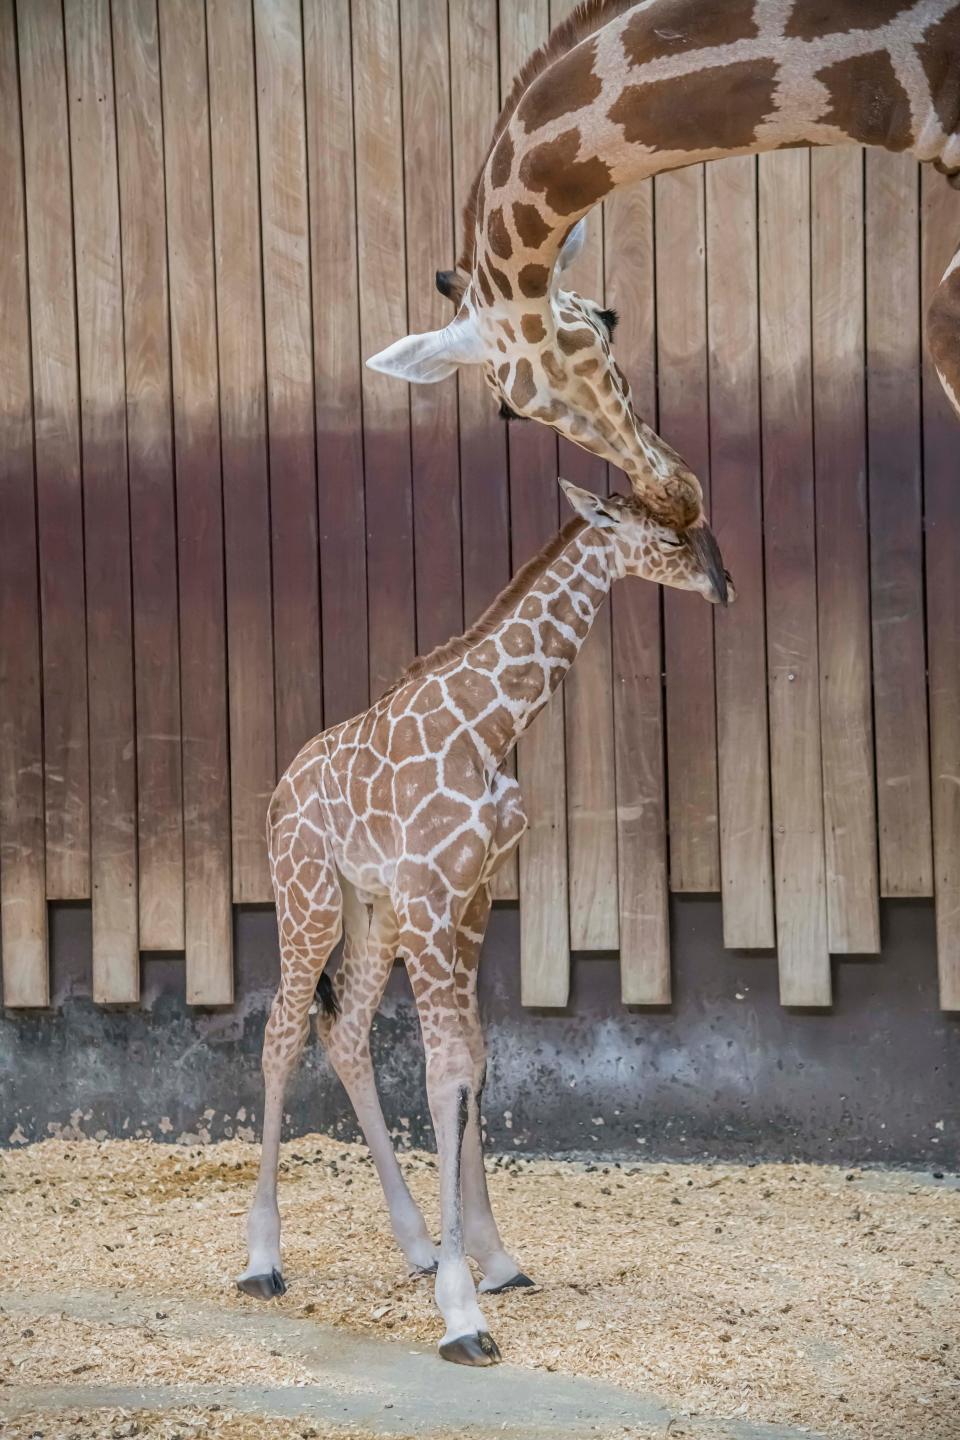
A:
[
  {"xmin": 557, "ymin": 217, "xmax": 588, "ymax": 273},
  {"xmin": 559, "ymin": 477, "xmax": 621, "ymax": 529},
  {"xmin": 366, "ymin": 315, "xmax": 484, "ymax": 385},
  {"xmin": 436, "ymin": 268, "xmax": 467, "ymax": 306}
]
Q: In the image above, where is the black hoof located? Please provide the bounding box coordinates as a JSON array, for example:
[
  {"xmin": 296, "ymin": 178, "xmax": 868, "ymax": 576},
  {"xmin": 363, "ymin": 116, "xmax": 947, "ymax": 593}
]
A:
[
  {"xmin": 237, "ymin": 1267, "xmax": 286, "ymax": 1299},
  {"xmin": 439, "ymin": 1330, "xmax": 502, "ymax": 1366},
  {"xmin": 485, "ymin": 1271, "xmax": 535, "ymax": 1294},
  {"xmin": 413, "ymin": 1260, "xmax": 438, "ymax": 1277}
]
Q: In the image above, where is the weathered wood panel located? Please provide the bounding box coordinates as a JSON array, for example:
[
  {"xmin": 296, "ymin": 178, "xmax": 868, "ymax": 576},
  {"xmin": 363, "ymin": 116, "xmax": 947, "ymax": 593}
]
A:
[
  {"xmin": 550, "ymin": 0, "xmax": 618, "ymax": 949},
  {"xmin": 112, "ymin": 0, "xmax": 184, "ymax": 952},
  {"xmin": 305, "ymin": 0, "xmax": 369, "ymax": 728},
  {"xmin": 65, "ymin": 0, "xmax": 139, "ymax": 1000},
  {"xmin": 159, "ymin": 0, "xmax": 232, "ymax": 1004},
  {"xmin": 656, "ymin": 165, "xmax": 719, "ymax": 896},
  {"xmin": 606, "ymin": 174, "xmax": 670, "ymax": 1001},
  {"xmin": 208, "ymin": 0, "xmax": 275, "ymax": 903},
  {"xmin": 811, "ymin": 149, "xmax": 879, "ymax": 955},
  {"xmin": 0, "ymin": 0, "xmax": 48, "ymax": 1006},
  {"xmin": 501, "ymin": 0, "xmax": 569, "ymax": 1004},
  {"xmin": 706, "ymin": 156, "xmax": 774, "ymax": 951},
  {"xmin": 758, "ymin": 151, "xmax": 830, "ymax": 1007},
  {"xmin": 865, "ymin": 151, "xmax": 932, "ymax": 899},
  {"xmin": 921, "ymin": 170, "xmax": 960, "ymax": 1010},
  {"xmin": 18, "ymin": 0, "xmax": 90, "ymax": 902}
]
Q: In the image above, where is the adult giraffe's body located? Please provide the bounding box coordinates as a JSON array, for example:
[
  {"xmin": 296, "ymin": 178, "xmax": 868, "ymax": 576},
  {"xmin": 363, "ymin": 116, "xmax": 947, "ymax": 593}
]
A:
[
  {"xmin": 237, "ymin": 480, "xmax": 727, "ymax": 1365},
  {"xmin": 370, "ymin": 0, "xmax": 960, "ymax": 597}
]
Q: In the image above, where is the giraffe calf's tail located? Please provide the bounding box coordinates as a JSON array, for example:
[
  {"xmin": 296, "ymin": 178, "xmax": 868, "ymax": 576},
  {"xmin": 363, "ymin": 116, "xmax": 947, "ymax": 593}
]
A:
[{"xmin": 315, "ymin": 973, "xmax": 340, "ymax": 1019}]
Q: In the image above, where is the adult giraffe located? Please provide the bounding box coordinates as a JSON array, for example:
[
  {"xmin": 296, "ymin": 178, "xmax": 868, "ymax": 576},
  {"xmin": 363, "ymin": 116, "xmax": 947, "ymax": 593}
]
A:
[{"xmin": 369, "ymin": 0, "xmax": 960, "ymax": 601}]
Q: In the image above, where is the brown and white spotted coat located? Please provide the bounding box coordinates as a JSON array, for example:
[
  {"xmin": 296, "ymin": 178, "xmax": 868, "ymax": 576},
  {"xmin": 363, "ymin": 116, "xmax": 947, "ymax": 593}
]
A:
[
  {"xmin": 237, "ymin": 481, "xmax": 728, "ymax": 1366},
  {"xmin": 369, "ymin": 0, "xmax": 960, "ymax": 599}
]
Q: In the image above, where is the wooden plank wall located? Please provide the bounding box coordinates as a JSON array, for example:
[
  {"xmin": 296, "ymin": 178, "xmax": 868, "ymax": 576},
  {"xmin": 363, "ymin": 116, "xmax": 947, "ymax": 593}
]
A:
[{"xmin": 2, "ymin": 0, "xmax": 959, "ymax": 1014}]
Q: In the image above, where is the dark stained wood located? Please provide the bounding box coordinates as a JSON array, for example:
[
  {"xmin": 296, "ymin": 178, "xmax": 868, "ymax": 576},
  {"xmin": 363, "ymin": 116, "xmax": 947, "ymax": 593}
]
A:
[
  {"xmin": 501, "ymin": 0, "xmax": 569, "ymax": 1002},
  {"xmin": 0, "ymin": 0, "xmax": 48, "ymax": 1006},
  {"xmin": 865, "ymin": 151, "xmax": 932, "ymax": 898},
  {"xmin": 208, "ymin": 0, "xmax": 275, "ymax": 903},
  {"xmin": 64, "ymin": 0, "xmax": 139, "ymax": 1000},
  {"xmin": 158, "ymin": 0, "xmax": 233, "ymax": 1004},
  {"xmin": 605, "ymin": 174, "xmax": 670, "ymax": 1000},
  {"xmin": 353, "ymin": 0, "xmax": 416, "ymax": 702},
  {"xmin": 705, "ymin": 156, "xmax": 774, "ymax": 950},
  {"xmin": 811, "ymin": 148, "xmax": 879, "ymax": 954},
  {"xmin": 655, "ymin": 164, "xmax": 720, "ymax": 894},
  {"xmin": 255, "ymin": 0, "xmax": 322, "ymax": 770},
  {"xmin": 921, "ymin": 168, "xmax": 960, "ymax": 1010},
  {"xmin": 112, "ymin": 0, "xmax": 184, "ymax": 952},
  {"xmin": 17, "ymin": 0, "xmax": 90, "ymax": 901},
  {"xmin": 758, "ymin": 151, "xmax": 830, "ymax": 1007},
  {"xmin": 304, "ymin": 0, "xmax": 369, "ymax": 727},
  {"xmin": 401, "ymin": 0, "xmax": 462, "ymax": 659}
]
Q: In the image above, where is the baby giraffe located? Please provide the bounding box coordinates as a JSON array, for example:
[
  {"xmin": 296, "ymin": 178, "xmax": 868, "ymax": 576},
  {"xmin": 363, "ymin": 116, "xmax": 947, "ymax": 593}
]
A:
[{"xmin": 237, "ymin": 478, "xmax": 732, "ymax": 1365}]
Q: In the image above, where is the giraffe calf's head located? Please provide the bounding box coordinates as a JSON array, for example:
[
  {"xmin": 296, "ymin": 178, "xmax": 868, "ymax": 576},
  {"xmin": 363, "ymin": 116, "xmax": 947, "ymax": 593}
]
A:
[{"xmin": 560, "ymin": 479, "xmax": 735, "ymax": 606}]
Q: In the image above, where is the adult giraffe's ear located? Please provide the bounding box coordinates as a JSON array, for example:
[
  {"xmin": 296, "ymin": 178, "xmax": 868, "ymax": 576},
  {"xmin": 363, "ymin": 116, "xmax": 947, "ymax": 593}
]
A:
[
  {"xmin": 559, "ymin": 477, "xmax": 625, "ymax": 529},
  {"xmin": 366, "ymin": 313, "xmax": 484, "ymax": 384},
  {"xmin": 557, "ymin": 218, "xmax": 588, "ymax": 273}
]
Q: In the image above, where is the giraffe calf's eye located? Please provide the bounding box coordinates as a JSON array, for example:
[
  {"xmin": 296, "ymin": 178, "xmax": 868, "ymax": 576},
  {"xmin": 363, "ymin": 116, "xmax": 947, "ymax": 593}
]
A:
[{"xmin": 598, "ymin": 307, "xmax": 619, "ymax": 339}]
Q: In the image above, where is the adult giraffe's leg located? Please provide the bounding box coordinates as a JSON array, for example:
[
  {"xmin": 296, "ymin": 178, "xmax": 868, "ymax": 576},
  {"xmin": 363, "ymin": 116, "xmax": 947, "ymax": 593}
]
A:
[
  {"xmin": 399, "ymin": 887, "xmax": 500, "ymax": 1366},
  {"xmin": 237, "ymin": 794, "xmax": 342, "ymax": 1299},
  {"xmin": 320, "ymin": 882, "xmax": 439, "ymax": 1274},
  {"xmin": 928, "ymin": 241, "xmax": 960, "ymax": 420},
  {"xmin": 454, "ymin": 882, "xmax": 531, "ymax": 1294}
]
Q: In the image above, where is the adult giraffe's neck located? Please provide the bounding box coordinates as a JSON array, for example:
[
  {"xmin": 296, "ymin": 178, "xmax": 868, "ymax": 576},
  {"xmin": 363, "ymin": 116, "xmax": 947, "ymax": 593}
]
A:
[
  {"xmin": 468, "ymin": 0, "xmax": 956, "ymax": 292},
  {"xmin": 455, "ymin": 520, "xmax": 616, "ymax": 767}
]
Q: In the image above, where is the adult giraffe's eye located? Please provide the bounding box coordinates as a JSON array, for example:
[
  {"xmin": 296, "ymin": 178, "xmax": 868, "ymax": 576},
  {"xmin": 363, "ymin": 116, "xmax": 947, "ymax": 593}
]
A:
[
  {"xmin": 598, "ymin": 307, "xmax": 619, "ymax": 339},
  {"xmin": 658, "ymin": 535, "xmax": 683, "ymax": 553}
]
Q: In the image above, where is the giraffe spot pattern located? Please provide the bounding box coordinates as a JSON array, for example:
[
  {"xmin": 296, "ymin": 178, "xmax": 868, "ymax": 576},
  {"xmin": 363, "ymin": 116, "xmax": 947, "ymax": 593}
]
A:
[
  {"xmin": 488, "ymin": 206, "xmax": 513, "ymax": 260},
  {"xmin": 516, "ymin": 35, "xmax": 603, "ymax": 132},
  {"xmin": 917, "ymin": 4, "xmax": 960, "ymax": 138},
  {"xmin": 513, "ymin": 201, "xmax": 552, "ymax": 249},
  {"xmin": 608, "ymin": 59, "xmax": 780, "ymax": 153},
  {"xmin": 621, "ymin": 0, "xmax": 759, "ymax": 66},
  {"xmin": 557, "ymin": 326, "xmax": 596, "ymax": 354},
  {"xmin": 518, "ymin": 128, "xmax": 615, "ymax": 215},
  {"xmin": 784, "ymin": 0, "xmax": 911, "ymax": 41},
  {"xmin": 487, "ymin": 258, "xmax": 515, "ymax": 299},
  {"xmin": 511, "ymin": 357, "xmax": 537, "ymax": 408},
  {"xmin": 815, "ymin": 49, "xmax": 913, "ymax": 149},
  {"xmin": 475, "ymin": 262, "xmax": 496, "ymax": 306},
  {"xmin": 521, "ymin": 312, "xmax": 547, "ymax": 343},
  {"xmin": 518, "ymin": 262, "xmax": 551, "ymax": 297},
  {"xmin": 490, "ymin": 130, "xmax": 514, "ymax": 189}
]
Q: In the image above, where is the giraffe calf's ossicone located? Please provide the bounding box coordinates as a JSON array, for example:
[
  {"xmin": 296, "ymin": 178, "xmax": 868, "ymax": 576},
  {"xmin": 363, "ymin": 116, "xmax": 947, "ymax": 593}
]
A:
[{"xmin": 237, "ymin": 473, "xmax": 728, "ymax": 1364}]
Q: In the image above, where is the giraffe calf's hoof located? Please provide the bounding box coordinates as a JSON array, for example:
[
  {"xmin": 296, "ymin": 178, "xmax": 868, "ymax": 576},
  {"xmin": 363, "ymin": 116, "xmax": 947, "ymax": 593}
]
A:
[
  {"xmin": 236, "ymin": 1268, "xmax": 286, "ymax": 1300},
  {"xmin": 482, "ymin": 1271, "xmax": 536, "ymax": 1294},
  {"xmin": 412, "ymin": 1260, "xmax": 438, "ymax": 1278},
  {"xmin": 439, "ymin": 1330, "xmax": 502, "ymax": 1367}
]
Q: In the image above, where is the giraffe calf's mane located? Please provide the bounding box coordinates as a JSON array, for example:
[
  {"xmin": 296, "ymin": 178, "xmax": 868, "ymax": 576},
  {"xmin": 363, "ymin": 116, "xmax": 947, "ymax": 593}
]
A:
[
  {"xmin": 458, "ymin": 0, "xmax": 633, "ymax": 270},
  {"xmin": 382, "ymin": 513, "xmax": 591, "ymax": 696}
]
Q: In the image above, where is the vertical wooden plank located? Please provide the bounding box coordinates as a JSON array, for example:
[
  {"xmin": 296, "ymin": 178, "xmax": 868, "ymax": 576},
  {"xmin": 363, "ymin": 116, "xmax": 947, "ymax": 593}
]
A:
[
  {"xmin": 811, "ymin": 148, "xmax": 879, "ymax": 954},
  {"xmin": 547, "ymin": 0, "xmax": 617, "ymax": 947},
  {"xmin": 304, "ymin": 0, "xmax": 369, "ymax": 726},
  {"xmin": 65, "ymin": 0, "xmax": 139, "ymax": 1000},
  {"xmin": 606, "ymin": 175, "xmax": 670, "ymax": 1000},
  {"xmin": 208, "ymin": 0, "xmax": 275, "ymax": 903},
  {"xmin": 255, "ymin": 0, "xmax": 322, "ymax": 768},
  {"xmin": 450, "ymin": 0, "xmax": 518, "ymax": 904},
  {"xmin": 655, "ymin": 164, "xmax": 719, "ymax": 893},
  {"xmin": 500, "ymin": 0, "xmax": 570, "ymax": 1004},
  {"xmin": 17, "ymin": 0, "xmax": 90, "ymax": 901},
  {"xmin": 400, "ymin": 0, "xmax": 462, "ymax": 659},
  {"xmin": 0, "ymin": 0, "xmax": 48, "ymax": 1006},
  {"xmin": 113, "ymin": 0, "xmax": 184, "ymax": 951},
  {"xmin": 865, "ymin": 151, "xmax": 932, "ymax": 898},
  {"xmin": 158, "ymin": 0, "xmax": 232, "ymax": 1003},
  {"xmin": 757, "ymin": 151, "xmax": 830, "ymax": 1007},
  {"xmin": 921, "ymin": 168, "xmax": 960, "ymax": 1010},
  {"xmin": 706, "ymin": 156, "xmax": 774, "ymax": 950},
  {"xmin": 353, "ymin": 0, "xmax": 415, "ymax": 700}
]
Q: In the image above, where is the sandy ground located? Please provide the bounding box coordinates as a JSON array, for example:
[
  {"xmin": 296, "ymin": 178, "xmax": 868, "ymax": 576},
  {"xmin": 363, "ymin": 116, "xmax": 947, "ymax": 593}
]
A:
[{"xmin": 1, "ymin": 1135, "xmax": 958, "ymax": 1439}]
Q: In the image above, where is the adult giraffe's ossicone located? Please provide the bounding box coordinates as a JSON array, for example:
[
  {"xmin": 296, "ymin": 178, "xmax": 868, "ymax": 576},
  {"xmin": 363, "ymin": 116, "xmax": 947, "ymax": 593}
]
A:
[{"xmin": 369, "ymin": 0, "xmax": 960, "ymax": 605}]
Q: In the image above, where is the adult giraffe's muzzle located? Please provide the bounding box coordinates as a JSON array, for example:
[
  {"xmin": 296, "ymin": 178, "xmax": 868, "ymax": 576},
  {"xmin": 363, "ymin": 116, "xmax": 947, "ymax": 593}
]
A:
[{"xmin": 686, "ymin": 517, "xmax": 731, "ymax": 606}]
